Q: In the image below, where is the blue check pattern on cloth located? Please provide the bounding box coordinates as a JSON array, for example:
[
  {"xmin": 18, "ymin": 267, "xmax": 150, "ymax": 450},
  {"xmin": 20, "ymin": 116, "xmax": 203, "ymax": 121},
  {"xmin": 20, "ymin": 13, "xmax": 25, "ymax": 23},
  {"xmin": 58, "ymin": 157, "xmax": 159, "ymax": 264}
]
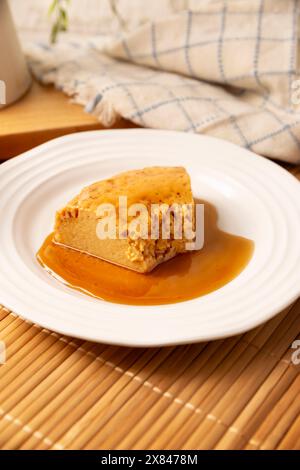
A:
[{"xmin": 26, "ymin": 0, "xmax": 300, "ymax": 162}]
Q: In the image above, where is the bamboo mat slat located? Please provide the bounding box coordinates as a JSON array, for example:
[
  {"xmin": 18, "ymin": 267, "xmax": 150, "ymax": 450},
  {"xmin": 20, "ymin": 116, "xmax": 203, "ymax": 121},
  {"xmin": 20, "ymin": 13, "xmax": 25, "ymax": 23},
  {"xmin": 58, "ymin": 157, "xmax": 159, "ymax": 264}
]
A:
[{"xmin": 0, "ymin": 166, "xmax": 299, "ymax": 450}]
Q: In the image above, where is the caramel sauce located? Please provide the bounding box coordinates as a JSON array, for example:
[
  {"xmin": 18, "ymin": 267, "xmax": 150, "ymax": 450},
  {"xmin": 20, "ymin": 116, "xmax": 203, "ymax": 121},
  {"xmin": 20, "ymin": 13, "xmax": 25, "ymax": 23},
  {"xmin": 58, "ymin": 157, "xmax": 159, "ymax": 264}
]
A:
[{"xmin": 37, "ymin": 201, "xmax": 254, "ymax": 306}]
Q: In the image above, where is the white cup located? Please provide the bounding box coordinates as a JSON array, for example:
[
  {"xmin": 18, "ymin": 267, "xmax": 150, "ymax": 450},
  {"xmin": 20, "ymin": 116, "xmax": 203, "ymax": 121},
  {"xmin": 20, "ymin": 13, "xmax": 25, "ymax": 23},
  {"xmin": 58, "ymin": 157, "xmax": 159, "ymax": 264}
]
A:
[{"xmin": 0, "ymin": 0, "xmax": 32, "ymax": 107}]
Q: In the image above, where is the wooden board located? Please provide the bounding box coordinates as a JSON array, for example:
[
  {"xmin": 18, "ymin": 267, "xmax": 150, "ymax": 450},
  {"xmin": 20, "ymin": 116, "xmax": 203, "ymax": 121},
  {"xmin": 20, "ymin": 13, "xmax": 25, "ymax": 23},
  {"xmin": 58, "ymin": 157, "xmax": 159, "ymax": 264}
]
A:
[{"xmin": 0, "ymin": 81, "xmax": 134, "ymax": 160}]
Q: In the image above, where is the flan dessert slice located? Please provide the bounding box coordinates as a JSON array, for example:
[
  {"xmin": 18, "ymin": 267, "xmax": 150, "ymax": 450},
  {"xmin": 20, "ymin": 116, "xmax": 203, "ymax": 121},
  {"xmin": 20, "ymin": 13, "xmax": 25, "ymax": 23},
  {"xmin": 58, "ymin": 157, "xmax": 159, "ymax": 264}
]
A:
[{"xmin": 54, "ymin": 167, "xmax": 195, "ymax": 273}]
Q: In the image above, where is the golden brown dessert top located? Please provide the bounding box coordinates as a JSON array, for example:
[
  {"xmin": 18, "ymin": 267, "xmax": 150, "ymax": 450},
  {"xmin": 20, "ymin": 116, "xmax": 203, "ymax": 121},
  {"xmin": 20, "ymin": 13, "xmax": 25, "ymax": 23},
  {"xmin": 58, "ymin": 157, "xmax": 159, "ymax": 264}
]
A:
[{"xmin": 66, "ymin": 166, "xmax": 193, "ymax": 211}]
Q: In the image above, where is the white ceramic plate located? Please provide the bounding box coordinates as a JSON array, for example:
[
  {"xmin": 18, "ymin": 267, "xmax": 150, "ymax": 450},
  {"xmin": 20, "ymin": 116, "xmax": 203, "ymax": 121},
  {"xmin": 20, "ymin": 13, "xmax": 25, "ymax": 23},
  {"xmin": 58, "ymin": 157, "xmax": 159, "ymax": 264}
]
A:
[{"xmin": 0, "ymin": 130, "xmax": 300, "ymax": 347}]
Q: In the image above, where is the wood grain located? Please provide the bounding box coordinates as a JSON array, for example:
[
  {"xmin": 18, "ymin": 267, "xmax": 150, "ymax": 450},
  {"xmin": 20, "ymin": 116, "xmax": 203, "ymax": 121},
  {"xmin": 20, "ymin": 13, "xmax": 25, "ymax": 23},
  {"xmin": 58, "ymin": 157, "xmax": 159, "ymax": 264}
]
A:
[{"xmin": 0, "ymin": 80, "xmax": 134, "ymax": 160}]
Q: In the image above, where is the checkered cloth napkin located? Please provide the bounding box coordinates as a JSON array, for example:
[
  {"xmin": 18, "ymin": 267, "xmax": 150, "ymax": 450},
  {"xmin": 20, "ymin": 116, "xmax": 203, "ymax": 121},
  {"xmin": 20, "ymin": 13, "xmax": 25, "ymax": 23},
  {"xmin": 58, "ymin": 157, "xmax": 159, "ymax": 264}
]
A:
[{"xmin": 26, "ymin": 0, "xmax": 300, "ymax": 163}]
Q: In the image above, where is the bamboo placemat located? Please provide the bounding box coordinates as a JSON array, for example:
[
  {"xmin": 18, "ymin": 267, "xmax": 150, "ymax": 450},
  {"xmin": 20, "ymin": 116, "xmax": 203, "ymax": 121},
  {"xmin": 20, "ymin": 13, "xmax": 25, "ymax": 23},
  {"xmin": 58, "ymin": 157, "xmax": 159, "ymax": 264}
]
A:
[{"xmin": 0, "ymin": 165, "xmax": 299, "ymax": 451}]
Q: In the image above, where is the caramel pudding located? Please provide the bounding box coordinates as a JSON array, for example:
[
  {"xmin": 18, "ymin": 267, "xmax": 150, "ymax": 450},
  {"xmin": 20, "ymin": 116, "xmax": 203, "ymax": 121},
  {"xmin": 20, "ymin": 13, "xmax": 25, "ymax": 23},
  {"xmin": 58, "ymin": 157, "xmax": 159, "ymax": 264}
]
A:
[
  {"xmin": 54, "ymin": 167, "xmax": 195, "ymax": 273},
  {"xmin": 37, "ymin": 200, "xmax": 254, "ymax": 306}
]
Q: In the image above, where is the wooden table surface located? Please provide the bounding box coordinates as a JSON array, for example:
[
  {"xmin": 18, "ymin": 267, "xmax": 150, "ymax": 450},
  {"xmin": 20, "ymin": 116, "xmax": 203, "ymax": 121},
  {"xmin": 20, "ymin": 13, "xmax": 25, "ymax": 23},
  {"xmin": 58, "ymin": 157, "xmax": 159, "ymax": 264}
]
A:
[
  {"xmin": 0, "ymin": 83, "xmax": 300, "ymax": 450},
  {"xmin": 0, "ymin": 81, "xmax": 134, "ymax": 160}
]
